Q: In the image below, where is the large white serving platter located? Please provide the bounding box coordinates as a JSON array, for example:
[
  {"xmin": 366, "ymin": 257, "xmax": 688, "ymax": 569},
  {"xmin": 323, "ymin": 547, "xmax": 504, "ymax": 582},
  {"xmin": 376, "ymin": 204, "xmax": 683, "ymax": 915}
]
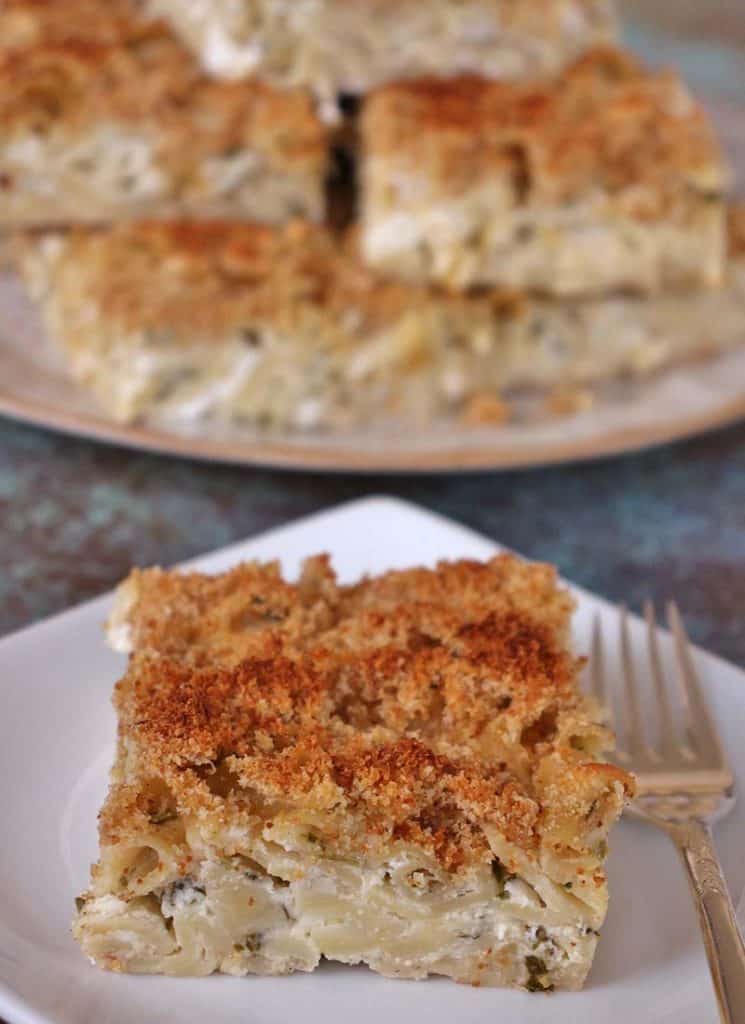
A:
[{"xmin": 1, "ymin": 497, "xmax": 743, "ymax": 1024}]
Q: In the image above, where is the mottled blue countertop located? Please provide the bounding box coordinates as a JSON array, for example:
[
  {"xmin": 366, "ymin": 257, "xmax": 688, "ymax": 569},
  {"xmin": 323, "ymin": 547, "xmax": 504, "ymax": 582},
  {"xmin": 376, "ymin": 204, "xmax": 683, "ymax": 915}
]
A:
[{"xmin": 1, "ymin": 5, "xmax": 744, "ymax": 669}]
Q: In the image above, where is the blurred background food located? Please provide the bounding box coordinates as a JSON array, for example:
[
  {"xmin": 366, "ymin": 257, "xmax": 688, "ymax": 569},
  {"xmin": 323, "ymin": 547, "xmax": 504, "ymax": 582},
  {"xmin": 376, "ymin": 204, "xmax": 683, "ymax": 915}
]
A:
[
  {"xmin": 1, "ymin": 2, "xmax": 744, "ymax": 671},
  {"xmin": 0, "ymin": 0, "xmax": 743, "ymax": 449}
]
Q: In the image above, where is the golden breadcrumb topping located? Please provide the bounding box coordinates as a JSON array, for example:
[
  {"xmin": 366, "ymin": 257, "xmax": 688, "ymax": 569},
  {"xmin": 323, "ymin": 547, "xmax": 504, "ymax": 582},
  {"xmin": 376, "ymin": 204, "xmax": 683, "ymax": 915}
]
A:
[
  {"xmin": 0, "ymin": 0, "xmax": 149, "ymax": 50},
  {"xmin": 0, "ymin": 28, "xmax": 326, "ymax": 174},
  {"xmin": 31, "ymin": 221, "xmax": 523, "ymax": 341},
  {"xmin": 102, "ymin": 555, "xmax": 634, "ymax": 873},
  {"xmin": 363, "ymin": 47, "xmax": 726, "ymax": 210},
  {"xmin": 36, "ymin": 210, "xmax": 745, "ymax": 356}
]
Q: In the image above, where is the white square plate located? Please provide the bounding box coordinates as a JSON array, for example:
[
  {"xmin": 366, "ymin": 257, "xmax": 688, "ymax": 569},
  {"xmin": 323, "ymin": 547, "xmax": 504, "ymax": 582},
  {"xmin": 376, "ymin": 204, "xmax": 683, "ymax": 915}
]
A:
[{"xmin": 1, "ymin": 496, "xmax": 743, "ymax": 1024}]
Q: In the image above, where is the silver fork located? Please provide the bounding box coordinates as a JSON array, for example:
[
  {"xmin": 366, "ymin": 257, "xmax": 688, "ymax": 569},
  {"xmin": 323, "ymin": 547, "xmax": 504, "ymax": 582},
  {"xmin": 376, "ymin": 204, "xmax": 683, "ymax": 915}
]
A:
[{"xmin": 591, "ymin": 603, "xmax": 745, "ymax": 1024}]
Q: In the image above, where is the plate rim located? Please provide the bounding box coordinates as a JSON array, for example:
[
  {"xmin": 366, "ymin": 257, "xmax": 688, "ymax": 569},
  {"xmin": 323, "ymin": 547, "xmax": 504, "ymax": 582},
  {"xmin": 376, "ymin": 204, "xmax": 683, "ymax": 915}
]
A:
[{"xmin": 1, "ymin": 383, "xmax": 744, "ymax": 474}]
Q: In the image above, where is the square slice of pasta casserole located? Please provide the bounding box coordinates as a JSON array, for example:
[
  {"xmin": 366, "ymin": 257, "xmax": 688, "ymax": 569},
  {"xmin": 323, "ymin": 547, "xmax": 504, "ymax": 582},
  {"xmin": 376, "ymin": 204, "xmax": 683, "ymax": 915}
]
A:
[
  {"xmin": 0, "ymin": 8, "xmax": 327, "ymax": 228},
  {"xmin": 75, "ymin": 553, "xmax": 634, "ymax": 990},
  {"xmin": 361, "ymin": 48, "xmax": 728, "ymax": 294}
]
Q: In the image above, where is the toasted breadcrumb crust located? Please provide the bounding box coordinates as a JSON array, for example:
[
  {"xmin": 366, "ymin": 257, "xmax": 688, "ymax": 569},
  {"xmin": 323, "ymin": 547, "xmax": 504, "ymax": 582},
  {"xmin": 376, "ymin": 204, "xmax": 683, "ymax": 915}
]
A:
[
  {"xmin": 363, "ymin": 48, "xmax": 726, "ymax": 209},
  {"xmin": 24, "ymin": 213, "xmax": 745, "ymax": 338},
  {"xmin": 102, "ymin": 555, "xmax": 634, "ymax": 875},
  {"xmin": 0, "ymin": 27, "xmax": 326, "ymax": 180},
  {"xmin": 24, "ymin": 221, "xmax": 436, "ymax": 338},
  {"xmin": 0, "ymin": 0, "xmax": 150, "ymax": 50}
]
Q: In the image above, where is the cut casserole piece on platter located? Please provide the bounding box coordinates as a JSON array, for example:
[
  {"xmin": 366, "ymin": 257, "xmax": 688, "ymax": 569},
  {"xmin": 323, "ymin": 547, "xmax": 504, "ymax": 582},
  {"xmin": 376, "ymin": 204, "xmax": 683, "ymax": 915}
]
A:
[
  {"xmin": 17, "ymin": 214, "xmax": 745, "ymax": 430},
  {"xmin": 148, "ymin": 0, "xmax": 618, "ymax": 117},
  {"xmin": 75, "ymin": 553, "xmax": 634, "ymax": 990},
  {"xmin": 0, "ymin": 19, "xmax": 327, "ymax": 228},
  {"xmin": 361, "ymin": 48, "xmax": 728, "ymax": 294}
]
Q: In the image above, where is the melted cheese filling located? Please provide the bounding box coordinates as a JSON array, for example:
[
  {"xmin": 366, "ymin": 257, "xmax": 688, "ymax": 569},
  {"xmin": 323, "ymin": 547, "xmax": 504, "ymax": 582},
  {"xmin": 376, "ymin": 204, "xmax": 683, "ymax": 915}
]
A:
[{"xmin": 76, "ymin": 849, "xmax": 598, "ymax": 989}]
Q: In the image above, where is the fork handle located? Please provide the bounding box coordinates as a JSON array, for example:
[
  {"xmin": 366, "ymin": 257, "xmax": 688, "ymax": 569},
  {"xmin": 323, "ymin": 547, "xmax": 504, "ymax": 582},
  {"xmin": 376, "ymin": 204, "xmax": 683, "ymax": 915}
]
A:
[{"xmin": 669, "ymin": 819, "xmax": 745, "ymax": 1024}]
